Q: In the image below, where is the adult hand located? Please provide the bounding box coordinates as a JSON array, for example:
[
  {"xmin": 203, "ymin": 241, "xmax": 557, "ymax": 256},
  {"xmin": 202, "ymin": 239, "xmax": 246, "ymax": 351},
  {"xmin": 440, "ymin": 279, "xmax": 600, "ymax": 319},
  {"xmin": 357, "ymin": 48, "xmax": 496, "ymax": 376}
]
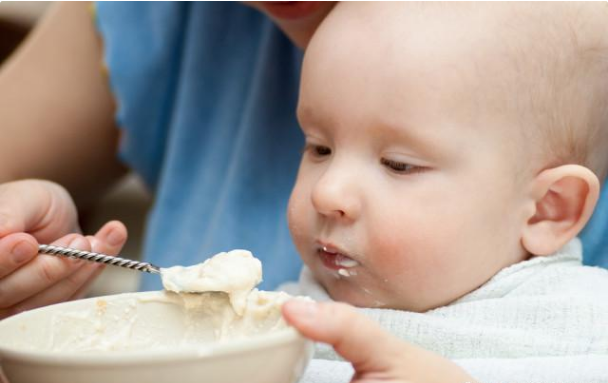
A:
[
  {"xmin": 283, "ymin": 300, "xmax": 479, "ymax": 383},
  {"xmin": 0, "ymin": 180, "xmax": 127, "ymax": 318}
]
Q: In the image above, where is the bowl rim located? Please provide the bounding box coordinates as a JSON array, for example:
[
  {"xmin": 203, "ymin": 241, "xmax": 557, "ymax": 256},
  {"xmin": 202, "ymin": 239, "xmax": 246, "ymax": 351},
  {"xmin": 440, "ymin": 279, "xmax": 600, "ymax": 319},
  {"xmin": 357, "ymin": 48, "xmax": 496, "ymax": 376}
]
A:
[
  {"xmin": 0, "ymin": 291, "xmax": 311, "ymax": 366},
  {"xmin": 0, "ymin": 328, "xmax": 307, "ymax": 366}
]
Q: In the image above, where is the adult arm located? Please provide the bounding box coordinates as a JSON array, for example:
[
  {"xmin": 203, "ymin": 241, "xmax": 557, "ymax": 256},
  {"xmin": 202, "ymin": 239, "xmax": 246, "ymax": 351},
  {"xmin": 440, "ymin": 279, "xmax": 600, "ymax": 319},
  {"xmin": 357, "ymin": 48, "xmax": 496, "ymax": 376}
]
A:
[
  {"xmin": 0, "ymin": 2, "xmax": 129, "ymax": 318},
  {"xmin": 0, "ymin": 1, "xmax": 127, "ymax": 207}
]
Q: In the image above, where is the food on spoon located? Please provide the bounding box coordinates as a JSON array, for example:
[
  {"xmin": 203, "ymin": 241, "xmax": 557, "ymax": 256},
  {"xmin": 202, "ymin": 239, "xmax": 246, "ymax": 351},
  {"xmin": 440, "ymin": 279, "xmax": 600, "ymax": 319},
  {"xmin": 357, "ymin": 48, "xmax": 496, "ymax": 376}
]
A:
[{"xmin": 161, "ymin": 250, "xmax": 263, "ymax": 315}]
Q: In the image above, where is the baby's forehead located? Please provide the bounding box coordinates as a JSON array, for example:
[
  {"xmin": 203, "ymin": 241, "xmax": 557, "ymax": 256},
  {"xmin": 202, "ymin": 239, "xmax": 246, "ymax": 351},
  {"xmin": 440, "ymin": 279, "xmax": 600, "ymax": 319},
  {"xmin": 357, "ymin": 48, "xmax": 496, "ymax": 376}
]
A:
[
  {"xmin": 313, "ymin": 3, "xmax": 605, "ymax": 112},
  {"xmin": 319, "ymin": 2, "xmax": 603, "ymax": 69},
  {"xmin": 310, "ymin": 4, "xmax": 515, "ymax": 90},
  {"xmin": 305, "ymin": 4, "xmax": 521, "ymax": 117}
]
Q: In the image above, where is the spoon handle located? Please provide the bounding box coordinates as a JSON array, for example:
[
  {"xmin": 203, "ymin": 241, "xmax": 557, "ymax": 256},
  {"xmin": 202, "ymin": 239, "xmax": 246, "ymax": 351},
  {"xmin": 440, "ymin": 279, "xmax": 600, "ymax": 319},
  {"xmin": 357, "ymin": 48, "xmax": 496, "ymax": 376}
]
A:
[{"xmin": 38, "ymin": 244, "xmax": 161, "ymax": 274}]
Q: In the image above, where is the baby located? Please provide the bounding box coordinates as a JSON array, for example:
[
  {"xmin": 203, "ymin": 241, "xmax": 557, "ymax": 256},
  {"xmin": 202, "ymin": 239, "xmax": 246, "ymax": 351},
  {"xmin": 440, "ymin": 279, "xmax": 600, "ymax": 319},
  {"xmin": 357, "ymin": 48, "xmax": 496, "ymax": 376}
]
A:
[{"xmin": 283, "ymin": 2, "xmax": 608, "ymax": 382}]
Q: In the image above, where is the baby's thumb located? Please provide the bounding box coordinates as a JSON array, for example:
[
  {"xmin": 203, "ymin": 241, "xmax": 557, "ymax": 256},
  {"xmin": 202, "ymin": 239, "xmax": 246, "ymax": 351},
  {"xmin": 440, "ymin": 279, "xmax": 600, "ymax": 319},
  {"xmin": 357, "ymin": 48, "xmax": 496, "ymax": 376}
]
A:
[{"xmin": 282, "ymin": 300, "xmax": 403, "ymax": 373}]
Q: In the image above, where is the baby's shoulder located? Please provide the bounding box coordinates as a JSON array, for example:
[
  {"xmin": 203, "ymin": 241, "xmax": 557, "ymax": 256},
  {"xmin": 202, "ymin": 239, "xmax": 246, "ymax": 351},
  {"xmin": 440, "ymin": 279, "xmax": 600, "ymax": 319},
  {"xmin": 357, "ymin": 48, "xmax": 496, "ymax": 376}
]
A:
[{"xmin": 550, "ymin": 264, "xmax": 608, "ymax": 298}]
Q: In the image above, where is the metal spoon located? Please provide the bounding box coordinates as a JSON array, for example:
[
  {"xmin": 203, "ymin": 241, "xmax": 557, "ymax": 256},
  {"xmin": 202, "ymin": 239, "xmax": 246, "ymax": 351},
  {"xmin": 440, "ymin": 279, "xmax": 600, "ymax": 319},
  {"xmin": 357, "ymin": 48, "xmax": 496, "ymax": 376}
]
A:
[{"xmin": 38, "ymin": 244, "xmax": 160, "ymax": 274}]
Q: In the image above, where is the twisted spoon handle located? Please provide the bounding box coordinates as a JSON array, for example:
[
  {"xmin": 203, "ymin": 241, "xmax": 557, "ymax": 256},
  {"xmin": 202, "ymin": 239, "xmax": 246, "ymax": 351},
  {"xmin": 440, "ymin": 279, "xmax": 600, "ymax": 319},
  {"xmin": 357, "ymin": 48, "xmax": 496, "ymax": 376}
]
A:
[{"xmin": 38, "ymin": 244, "xmax": 161, "ymax": 274}]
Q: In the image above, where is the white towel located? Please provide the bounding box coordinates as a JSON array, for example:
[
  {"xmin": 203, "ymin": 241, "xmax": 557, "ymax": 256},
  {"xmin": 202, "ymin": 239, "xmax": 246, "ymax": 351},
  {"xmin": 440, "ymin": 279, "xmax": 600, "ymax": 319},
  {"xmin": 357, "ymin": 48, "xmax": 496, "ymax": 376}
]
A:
[{"xmin": 282, "ymin": 239, "xmax": 608, "ymax": 383}]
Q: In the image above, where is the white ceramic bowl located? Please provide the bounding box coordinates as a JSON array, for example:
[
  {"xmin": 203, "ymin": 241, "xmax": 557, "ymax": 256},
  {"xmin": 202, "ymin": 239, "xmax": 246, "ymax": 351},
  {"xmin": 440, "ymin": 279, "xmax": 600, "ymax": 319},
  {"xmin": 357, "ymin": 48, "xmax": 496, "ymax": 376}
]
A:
[{"xmin": 0, "ymin": 291, "xmax": 313, "ymax": 383}]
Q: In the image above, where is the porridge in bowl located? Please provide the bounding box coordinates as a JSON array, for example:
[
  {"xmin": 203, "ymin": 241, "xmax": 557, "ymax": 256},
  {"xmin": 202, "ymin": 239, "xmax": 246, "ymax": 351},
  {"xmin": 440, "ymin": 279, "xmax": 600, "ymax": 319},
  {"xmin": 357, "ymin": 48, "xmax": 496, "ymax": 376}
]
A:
[{"xmin": 0, "ymin": 250, "xmax": 312, "ymax": 383}]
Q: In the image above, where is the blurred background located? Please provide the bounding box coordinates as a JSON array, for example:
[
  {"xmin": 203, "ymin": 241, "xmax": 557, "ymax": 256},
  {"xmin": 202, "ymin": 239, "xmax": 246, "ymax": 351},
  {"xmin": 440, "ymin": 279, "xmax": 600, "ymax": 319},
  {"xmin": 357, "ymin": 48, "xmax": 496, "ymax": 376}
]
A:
[{"xmin": 0, "ymin": 1, "xmax": 152, "ymax": 296}]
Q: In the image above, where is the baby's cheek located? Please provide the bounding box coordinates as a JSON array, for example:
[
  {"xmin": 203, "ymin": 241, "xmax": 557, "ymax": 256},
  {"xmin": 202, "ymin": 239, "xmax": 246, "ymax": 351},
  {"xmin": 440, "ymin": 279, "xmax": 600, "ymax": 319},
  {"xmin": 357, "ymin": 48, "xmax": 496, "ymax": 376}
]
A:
[
  {"xmin": 287, "ymin": 190, "xmax": 306, "ymax": 233},
  {"xmin": 366, "ymin": 225, "xmax": 454, "ymax": 306},
  {"xmin": 368, "ymin": 223, "xmax": 426, "ymax": 271},
  {"xmin": 287, "ymin": 193, "xmax": 316, "ymax": 260}
]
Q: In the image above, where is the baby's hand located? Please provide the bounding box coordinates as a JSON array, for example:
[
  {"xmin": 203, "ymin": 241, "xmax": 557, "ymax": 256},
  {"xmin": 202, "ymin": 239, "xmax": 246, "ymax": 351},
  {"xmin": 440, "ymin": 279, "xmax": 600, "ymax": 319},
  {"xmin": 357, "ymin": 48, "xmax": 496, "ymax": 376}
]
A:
[{"xmin": 283, "ymin": 300, "xmax": 478, "ymax": 383}]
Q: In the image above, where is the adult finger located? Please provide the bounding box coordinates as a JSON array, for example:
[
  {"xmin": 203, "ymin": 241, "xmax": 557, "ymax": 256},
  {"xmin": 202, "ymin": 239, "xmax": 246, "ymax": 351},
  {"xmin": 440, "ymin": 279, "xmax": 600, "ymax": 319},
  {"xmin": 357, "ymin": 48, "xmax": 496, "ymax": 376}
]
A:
[
  {"xmin": 68, "ymin": 221, "xmax": 128, "ymax": 300},
  {"xmin": 4, "ymin": 220, "xmax": 127, "ymax": 312},
  {"xmin": 282, "ymin": 300, "xmax": 406, "ymax": 372},
  {"xmin": 8, "ymin": 261, "xmax": 101, "ymax": 315},
  {"xmin": 0, "ymin": 234, "xmax": 87, "ymax": 310},
  {"xmin": 0, "ymin": 180, "xmax": 78, "ymax": 242},
  {"xmin": 68, "ymin": 258, "xmax": 105, "ymax": 300},
  {"xmin": 90, "ymin": 220, "xmax": 128, "ymax": 256},
  {"xmin": 0, "ymin": 232, "xmax": 38, "ymax": 279}
]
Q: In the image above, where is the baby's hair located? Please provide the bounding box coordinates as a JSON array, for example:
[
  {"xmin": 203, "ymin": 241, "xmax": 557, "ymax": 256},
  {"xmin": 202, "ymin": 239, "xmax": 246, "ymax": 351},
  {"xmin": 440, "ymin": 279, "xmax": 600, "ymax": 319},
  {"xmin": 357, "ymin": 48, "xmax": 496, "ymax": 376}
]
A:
[{"xmin": 502, "ymin": 3, "xmax": 608, "ymax": 181}]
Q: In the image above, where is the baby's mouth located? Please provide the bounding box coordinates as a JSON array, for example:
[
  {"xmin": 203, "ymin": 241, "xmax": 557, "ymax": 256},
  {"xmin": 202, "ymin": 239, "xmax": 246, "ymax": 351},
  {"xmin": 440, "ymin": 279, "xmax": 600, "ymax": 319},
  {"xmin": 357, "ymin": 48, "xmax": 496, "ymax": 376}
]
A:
[{"xmin": 318, "ymin": 245, "xmax": 360, "ymax": 271}]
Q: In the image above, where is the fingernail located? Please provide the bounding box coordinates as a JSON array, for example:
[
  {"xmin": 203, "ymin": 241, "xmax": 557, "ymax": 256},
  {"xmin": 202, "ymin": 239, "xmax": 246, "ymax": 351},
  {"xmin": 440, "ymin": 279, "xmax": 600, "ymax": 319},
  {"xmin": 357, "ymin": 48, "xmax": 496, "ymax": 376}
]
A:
[
  {"xmin": 12, "ymin": 241, "xmax": 34, "ymax": 264},
  {"xmin": 106, "ymin": 229, "xmax": 124, "ymax": 247},
  {"xmin": 286, "ymin": 300, "xmax": 318, "ymax": 322}
]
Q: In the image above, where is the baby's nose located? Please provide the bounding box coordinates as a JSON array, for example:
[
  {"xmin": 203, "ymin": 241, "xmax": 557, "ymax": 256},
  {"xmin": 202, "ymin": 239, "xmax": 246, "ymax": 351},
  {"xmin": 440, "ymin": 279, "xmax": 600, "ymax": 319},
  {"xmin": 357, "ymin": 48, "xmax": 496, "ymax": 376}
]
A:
[{"xmin": 311, "ymin": 165, "xmax": 361, "ymax": 221}]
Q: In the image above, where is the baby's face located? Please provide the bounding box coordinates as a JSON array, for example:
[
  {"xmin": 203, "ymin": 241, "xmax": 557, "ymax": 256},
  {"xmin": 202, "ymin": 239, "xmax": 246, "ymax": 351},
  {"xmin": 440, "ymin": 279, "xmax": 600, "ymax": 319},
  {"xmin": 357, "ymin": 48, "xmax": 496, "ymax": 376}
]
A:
[{"xmin": 288, "ymin": 3, "xmax": 536, "ymax": 311}]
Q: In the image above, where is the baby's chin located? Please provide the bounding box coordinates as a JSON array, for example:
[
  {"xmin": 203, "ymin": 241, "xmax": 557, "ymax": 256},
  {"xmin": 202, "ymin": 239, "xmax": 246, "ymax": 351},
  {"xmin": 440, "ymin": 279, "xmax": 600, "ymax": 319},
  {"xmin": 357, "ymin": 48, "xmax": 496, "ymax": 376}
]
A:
[
  {"xmin": 321, "ymin": 276, "xmax": 441, "ymax": 312},
  {"xmin": 312, "ymin": 265, "xmax": 443, "ymax": 311},
  {"xmin": 321, "ymin": 277, "xmax": 391, "ymax": 309}
]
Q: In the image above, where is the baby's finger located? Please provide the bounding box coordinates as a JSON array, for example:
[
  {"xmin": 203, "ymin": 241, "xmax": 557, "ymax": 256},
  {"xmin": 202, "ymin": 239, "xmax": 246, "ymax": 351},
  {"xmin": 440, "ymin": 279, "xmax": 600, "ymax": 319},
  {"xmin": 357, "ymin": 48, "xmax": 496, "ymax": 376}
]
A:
[
  {"xmin": 6, "ymin": 262, "xmax": 102, "ymax": 316},
  {"xmin": 0, "ymin": 233, "xmax": 38, "ymax": 279},
  {"xmin": 0, "ymin": 235, "xmax": 88, "ymax": 309},
  {"xmin": 283, "ymin": 301, "xmax": 404, "ymax": 372}
]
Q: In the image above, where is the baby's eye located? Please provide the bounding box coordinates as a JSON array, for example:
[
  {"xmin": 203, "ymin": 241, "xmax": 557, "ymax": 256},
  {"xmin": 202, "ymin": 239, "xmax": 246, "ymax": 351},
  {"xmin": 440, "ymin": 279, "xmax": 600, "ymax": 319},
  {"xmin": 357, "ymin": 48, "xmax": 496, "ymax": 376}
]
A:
[
  {"xmin": 380, "ymin": 158, "xmax": 423, "ymax": 174},
  {"xmin": 304, "ymin": 144, "xmax": 332, "ymax": 157}
]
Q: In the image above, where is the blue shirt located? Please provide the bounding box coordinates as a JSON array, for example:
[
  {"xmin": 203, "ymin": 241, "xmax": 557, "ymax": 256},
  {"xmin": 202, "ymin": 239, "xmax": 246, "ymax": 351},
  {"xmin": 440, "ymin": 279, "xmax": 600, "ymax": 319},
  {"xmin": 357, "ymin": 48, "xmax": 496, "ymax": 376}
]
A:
[
  {"xmin": 95, "ymin": 2, "xmax": 608, "ymax": 293},
  {"xmin": 96, "ymin": 2, "xmax": 304, "ymax": 290},
  {"xmin": 580, "ymin": 183, "xmax": 608, "ymax": 267}
]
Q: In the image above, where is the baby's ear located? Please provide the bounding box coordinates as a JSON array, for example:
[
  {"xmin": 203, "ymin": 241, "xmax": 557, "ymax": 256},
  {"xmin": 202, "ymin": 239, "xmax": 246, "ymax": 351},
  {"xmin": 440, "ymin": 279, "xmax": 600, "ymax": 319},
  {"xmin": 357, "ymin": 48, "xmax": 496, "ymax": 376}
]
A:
[{"xmin": 522, "ymin": 164, "xmax": 600, "ymax": 256}]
